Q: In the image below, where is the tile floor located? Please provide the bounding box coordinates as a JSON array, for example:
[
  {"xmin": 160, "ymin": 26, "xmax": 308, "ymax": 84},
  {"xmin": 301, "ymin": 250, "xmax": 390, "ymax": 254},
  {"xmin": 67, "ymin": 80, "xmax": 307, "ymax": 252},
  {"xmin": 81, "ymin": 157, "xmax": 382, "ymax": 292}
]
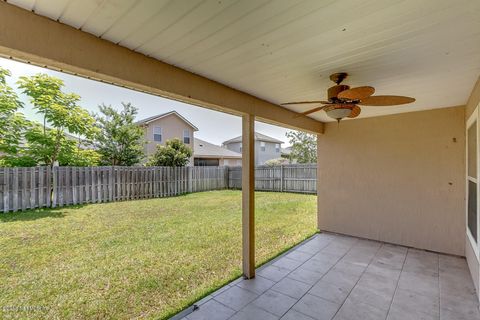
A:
[{"xmin": 174, "ymin": 233, "xmax": 480, "ymax": 320}]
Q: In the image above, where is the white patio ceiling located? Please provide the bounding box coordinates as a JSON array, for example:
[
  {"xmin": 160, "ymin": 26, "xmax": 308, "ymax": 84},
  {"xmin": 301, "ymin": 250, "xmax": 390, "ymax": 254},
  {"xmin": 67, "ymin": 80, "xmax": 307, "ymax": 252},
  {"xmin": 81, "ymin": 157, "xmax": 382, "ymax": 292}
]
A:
[{"xmin": 7, "ymin": 0, "xmax": 480, "ymax": 122}]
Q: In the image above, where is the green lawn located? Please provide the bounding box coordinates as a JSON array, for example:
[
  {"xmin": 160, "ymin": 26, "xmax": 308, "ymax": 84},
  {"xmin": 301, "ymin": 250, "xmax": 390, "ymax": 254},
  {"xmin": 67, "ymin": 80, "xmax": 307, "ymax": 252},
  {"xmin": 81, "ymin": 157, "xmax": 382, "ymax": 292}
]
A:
[{"xmin": 0, "ymin": 190, "xmax": 317, "ymax": 319}]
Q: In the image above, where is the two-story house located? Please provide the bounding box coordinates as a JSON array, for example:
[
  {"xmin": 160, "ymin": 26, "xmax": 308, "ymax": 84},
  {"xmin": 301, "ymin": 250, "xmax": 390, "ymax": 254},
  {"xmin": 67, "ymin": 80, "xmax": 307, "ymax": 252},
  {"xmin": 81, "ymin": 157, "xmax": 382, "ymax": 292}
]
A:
[
  {"xmin": 222, "ymin": 132, "xmax": 283, "ymax": 165},
  {"xmin": 136, "ymin": 111, "xmax": 198, "ymax": 164}
]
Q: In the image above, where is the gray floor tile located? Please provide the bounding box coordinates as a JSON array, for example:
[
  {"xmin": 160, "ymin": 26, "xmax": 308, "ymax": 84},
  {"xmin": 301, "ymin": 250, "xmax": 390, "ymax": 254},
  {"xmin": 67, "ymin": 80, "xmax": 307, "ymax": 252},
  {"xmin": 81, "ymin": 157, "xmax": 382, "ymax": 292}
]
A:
[
  {"xmin": 252, "ymin": 290, "xmax": 297, "ymax": 317},
  {"xmin": 213, "ymin": 286, "xmax": 258, "ymax": 311},
  {"xmin": 347, "ymin": 284, "xmax": 393, "ymax": 311},
  {"xmin": 332, "ymin": 260, "xmax": 367, "ymax": 277},
  {"xmin": 387, "ymin": 304, "xmax": 437, "ymax": 320},
  {"xmin": 186, "ymin": 300, "xmax": 235, "ymax": 320},
  {"xmin": 281, "ymin": 309, "xmax": 317, "ymax": 320},
  {"xmin": 273, "ymin": 257, "xmax": 304, "ymax": 271},
  {"xmin": 257, "ymin": 265, "xmax": 291, "ymax": 282},
  {"xmin": 272, "ymin": 277, "xmax": 312, "ymax": 299},
  {"xmin": 286, "ymin": 250, "xmax": 314, "ymax": 262},
  {"xmin": 397, "ymin": 271, "xmax": 439, "ymax": 298},
  {"xmin": 391, "ymin": 288, "xmax": 439, "ymax": 317},
  {"xmin": 322, "ymin": 269, "xmax": 359, "ymax": 290},
  {"xmin": 334, "ymin": 298, "xmax": 388, "ymax": 320},
  {"xmin": 357, "ymin": 272, "xmax": 398, "ymax": 296},
  {"xmin": 292, "ymin": 294, "xmax": 340, "ymax": 320},
  {"xmin": 211, "ymin": 284, "xmax": 231, "ymax": 296},
  {"xmin": 236, "ymin": 275, "xmax": 275, "ymax": 295},
  {"xmin": 309, "ymin": 279, "xmax": 351, "ymax": 304},
  {"xmin": 288, "ymin": 266, "xmax": 326, "ymax": 285},
  {"xmin": 229, "ymin": 304, "xmax": 279, "ymax": 320}
]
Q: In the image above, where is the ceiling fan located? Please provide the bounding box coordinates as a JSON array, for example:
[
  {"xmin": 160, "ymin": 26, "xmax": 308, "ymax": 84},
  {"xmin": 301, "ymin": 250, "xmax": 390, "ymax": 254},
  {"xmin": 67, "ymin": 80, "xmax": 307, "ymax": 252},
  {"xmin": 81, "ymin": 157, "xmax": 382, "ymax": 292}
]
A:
[{"xmin": 282, "ymin": 73, "xmax": 415, "ymax": 122}]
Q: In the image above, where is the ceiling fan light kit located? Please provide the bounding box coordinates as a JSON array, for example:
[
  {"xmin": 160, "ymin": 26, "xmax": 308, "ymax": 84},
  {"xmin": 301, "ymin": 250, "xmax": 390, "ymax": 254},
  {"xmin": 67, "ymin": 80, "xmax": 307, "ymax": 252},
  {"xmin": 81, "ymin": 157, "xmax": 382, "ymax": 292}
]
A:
[{"xmin": 282, "ymin": 72, "xmax": 415, "ymax": 122}]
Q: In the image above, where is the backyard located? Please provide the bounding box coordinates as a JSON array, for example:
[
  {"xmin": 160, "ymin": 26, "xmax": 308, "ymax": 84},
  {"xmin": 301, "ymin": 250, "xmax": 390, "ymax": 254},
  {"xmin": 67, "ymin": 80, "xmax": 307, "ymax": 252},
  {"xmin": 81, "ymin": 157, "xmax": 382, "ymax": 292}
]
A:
[{"xmin": 0, "ymin": 190, "xmax": 316, "ymax": 319}]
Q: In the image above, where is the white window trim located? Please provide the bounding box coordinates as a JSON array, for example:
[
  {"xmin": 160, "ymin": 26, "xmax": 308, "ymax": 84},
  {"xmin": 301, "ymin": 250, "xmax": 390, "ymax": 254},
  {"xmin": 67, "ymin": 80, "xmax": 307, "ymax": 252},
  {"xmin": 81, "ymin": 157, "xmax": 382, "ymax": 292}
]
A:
[
  {"xmin": 153, "ymin": 126, "xmax": 162, "ymax": 142},
  {"xmin": 183, "ymin": 129, "xmax": 190, "ymax": 144},
  {"xmin": 260, "ymin": 141, "xmax": 266, "ymax": 152},
  {"xmin": 466, "ymin": 105, "xmax": 480, "ymax": 259}
]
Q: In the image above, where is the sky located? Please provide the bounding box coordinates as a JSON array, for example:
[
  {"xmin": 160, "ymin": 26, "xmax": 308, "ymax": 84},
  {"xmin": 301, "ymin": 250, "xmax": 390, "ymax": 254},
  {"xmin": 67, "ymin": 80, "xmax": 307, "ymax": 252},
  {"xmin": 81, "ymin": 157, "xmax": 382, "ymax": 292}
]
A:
[{"xmin": 0, "ymin": 57, "xmax": 292, "ymax": 146}]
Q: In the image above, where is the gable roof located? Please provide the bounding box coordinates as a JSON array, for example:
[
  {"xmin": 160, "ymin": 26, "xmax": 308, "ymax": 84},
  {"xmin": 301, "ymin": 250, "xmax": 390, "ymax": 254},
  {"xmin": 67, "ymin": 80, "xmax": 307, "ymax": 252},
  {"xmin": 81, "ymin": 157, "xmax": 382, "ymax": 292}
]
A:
[
  {"xmin": 194, "ymin": 138, "xmax": 242, "ymax": 159},
  {"xmin": 222, "ymin": 132, "xmax": 283, "ymax": 145},
  {"xmin": 136, "ymin": 111, "xmax": 198, "ymax": 131}
]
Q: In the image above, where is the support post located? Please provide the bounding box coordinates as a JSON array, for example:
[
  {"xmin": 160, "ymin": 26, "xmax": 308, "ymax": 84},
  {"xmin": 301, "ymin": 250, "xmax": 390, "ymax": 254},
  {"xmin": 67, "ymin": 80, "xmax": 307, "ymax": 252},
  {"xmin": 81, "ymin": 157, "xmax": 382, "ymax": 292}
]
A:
[
  {"xmin": 242, "ymin": 114, "xmax": 255, "ymax": 279},
  {"xmin": 316, "ymin": 134, "xmax": 321, "ymax": 232}
]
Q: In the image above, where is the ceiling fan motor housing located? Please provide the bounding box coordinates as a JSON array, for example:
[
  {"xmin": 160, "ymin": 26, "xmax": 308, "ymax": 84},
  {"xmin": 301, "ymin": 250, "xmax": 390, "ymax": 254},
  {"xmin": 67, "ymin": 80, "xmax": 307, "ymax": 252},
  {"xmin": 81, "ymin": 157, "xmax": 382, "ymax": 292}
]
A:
[{"xmin": 328, "ymin": 85, "xmax": 350, "ymax": 101}]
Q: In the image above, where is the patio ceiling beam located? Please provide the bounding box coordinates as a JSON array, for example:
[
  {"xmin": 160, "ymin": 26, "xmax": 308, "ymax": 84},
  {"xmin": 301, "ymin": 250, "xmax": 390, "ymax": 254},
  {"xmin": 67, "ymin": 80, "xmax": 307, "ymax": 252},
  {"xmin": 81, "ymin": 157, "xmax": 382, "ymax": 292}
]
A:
[
  {"xmin": 242, "ymin": 114, "xmax": 255, "ymax": 279},
  {"xmin": 0, "ymin": 2, "xmax": 324, "ymax": 134}
]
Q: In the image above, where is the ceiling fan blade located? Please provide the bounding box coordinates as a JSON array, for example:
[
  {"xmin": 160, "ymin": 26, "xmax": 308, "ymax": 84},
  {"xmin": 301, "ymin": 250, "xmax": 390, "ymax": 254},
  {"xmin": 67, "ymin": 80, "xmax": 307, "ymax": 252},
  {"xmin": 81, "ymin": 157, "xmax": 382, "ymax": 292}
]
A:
[
  {"xmin": 337, "ymin": 86, "xmax": 375, "ymax": 100},
  {"xmin": 359, "ymin": 95, "xmax": 415, "ymax": 106},
  {"xmin": 281, "ymin": 100, "xmax": 330, "ymax": 105},
  {"xmin": 348, "ymin": 105, "xmax": 361, "ymax": 118},
  {"xmin": 294, "ymin": 105, "xmax": 328, "ymax": 118}
]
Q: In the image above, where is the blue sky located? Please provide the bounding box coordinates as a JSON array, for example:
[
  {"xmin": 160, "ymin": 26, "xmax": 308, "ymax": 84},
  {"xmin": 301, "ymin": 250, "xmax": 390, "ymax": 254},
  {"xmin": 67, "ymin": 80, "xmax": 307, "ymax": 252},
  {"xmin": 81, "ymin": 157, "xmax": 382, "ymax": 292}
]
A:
[{"xmin": 0, "ymin": 57, "xmax": 292, "ymax": 146}]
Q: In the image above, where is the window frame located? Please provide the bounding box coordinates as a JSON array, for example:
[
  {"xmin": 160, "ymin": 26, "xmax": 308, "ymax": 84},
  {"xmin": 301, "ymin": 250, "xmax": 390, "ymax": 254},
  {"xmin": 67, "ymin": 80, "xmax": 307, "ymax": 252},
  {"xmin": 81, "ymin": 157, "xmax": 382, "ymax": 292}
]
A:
[
  {"xmin": 275, "ymin": 143, "xmax": 280, "ymax": 153},
  {"xmin": 153, "ymin": 126, "xmax": 162, "ymax": 142},
  {"xmin": 183, "ymin": 129, "xmax": 190, "ymax": 144},
  {"xmin": 466, "ymin": 105, "xmax": 479, "ymax": 259},
  {"xmin": 260, "ymin": 141, "xmax": 266, "ymax": 152}
]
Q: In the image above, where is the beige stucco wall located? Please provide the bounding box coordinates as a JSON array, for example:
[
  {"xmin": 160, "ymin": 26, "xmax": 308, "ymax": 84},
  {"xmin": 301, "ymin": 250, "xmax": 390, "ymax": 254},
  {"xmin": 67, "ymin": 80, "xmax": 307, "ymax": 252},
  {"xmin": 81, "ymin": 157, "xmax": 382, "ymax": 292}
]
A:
[
  {"xmin": 317, "ymin": 106, "xmax": 466, "ymax": 255},
  {"xmin": 466, "ymin": 76, "xmax": 480, "ymax": 120},
  {"xmin": 142, "ymin": 113, "xmax": 195, "ymax": 161}
]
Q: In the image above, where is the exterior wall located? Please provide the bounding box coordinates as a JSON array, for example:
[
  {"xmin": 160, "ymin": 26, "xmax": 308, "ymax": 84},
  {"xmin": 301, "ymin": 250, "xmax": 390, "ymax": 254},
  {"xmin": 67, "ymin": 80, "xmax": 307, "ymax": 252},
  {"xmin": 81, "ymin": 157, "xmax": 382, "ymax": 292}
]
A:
[
  {"xmin": 142, "ymin": 114, "xmax": 195, "ymax": 163},
  {"xmin": 317, "ymin": 106, "xmax": 466, "ymax": 256},
  {"xmin": 256, "ymin": 141, "xmax": 282, "ymax": 165},
  {"xmin": 225, "ymin": 141, "xmax": 281, "ymax": 165},
  {"xmin": 222, "ymin": 158, "xmax": 242, "ymax": 166},
  {"xmin": 465, "ymin": 76, "xmax": 480, "ymax": 300}
]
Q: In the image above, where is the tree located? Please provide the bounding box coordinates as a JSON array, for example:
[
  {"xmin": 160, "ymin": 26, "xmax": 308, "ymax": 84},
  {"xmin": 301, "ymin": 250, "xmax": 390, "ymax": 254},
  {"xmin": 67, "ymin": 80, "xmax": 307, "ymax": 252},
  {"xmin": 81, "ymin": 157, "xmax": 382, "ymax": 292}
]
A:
[
  {"xmin": 17, "ymin": 73, "xmax": 98, "ymax": 167},
  {"xmin": 147, "ymin": 138, "xmax": 192, "ymax": 167},
  {"xmin": 0, "ymin": 67, "xmax": 28, "ymax": 158},
  {"xmin": 95, "ymin": 103, "xmax": 145, "ymax": 166},
  {"xmin": 285, "ymin": 131, "xmax": 317, "ymax": 164}
]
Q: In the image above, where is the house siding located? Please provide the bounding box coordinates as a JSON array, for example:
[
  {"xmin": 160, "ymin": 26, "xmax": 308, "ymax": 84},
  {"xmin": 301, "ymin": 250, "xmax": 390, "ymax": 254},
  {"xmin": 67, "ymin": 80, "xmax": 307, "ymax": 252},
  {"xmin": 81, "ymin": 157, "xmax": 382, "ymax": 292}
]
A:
[
  {"xmin": 224, "ymin": 140, "xmax": 281, "ymax": 165},
  {"xmin": 142, "ymin": 113, "xmax": 195, "ymax": 165}
]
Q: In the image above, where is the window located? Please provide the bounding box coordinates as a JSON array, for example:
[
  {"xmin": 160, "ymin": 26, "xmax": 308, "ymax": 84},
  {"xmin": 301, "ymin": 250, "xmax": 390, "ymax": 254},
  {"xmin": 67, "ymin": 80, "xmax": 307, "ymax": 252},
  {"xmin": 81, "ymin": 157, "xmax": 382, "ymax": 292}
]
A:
[
  {"xmin": 239, "ymin": 146, "xmax": 242, "ymax": 153},
  {"xmin": 153, "ymin": 126, "xmax": 162, "ymax": 142},
  {"xmin": 275, "ymin": 143, "xmax": 280, "ymax": 153},
  {"xmin": 260, "ymin": 141, "xmax": 266, "ymax": 152},
  {"xmin": 467, "ymin": 119, "xmax": 478, "ymax": 245},
  {"xmin": 183, "ymin": 129, "xmax": 190, "ymax": 144}
]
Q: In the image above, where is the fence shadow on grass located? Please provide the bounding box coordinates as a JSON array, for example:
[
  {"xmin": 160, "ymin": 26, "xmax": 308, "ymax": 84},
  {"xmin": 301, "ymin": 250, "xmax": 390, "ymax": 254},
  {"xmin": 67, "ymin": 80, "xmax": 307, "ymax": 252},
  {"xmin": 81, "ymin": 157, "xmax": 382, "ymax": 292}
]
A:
[{"xmin": 0, "ymin": 205, "xmax": 86, "ymax": 223}]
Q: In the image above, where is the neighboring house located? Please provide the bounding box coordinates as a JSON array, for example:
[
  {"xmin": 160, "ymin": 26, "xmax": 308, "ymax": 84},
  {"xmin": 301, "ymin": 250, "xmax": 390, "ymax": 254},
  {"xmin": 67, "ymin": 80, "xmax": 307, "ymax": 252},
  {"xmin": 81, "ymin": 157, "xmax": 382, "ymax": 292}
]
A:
[
  {"xmin": 281, "ymin": 146, "xmax": 297, "ymax": 164},
  {"xmin": 222, "ymin": 132, "xmax": 283, "ymax": 165},
  {"xmin": 136, "ymin": 111, "xmax": 198, "ymax": 165},
  {"xmin": 193, "ymin": 138, "xmax": 242, "ymax": 166}
]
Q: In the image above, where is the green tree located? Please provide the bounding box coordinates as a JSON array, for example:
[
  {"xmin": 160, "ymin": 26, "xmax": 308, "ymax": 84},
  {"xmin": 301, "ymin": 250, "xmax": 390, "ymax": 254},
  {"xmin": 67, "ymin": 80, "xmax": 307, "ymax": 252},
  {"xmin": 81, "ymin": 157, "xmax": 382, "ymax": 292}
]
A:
[
  {"xmin": 147, "ymin": 138, "xmax": 192, "ymax": 167},
  {"xmin": 285, "ymin": 131, "xmax": 317, "ymax": 164},
  {"xmin": 17, "ymin": 73, "xmax": 98, "ymax": 167},
  {"xmin": 0, "ymin": 67, "xmax": 28, "ymax": 157},
  {"xmin": 95, "ymin": 103, "xmax": 145, "ymax": 166}
]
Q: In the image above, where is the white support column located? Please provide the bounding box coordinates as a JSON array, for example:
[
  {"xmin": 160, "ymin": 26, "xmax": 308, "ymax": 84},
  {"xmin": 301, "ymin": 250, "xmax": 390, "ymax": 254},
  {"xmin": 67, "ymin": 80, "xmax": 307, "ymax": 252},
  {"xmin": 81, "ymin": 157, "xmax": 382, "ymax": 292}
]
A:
[{"xmin": 242, "ymin": 114, "xmax": 255, "ymax": 279}]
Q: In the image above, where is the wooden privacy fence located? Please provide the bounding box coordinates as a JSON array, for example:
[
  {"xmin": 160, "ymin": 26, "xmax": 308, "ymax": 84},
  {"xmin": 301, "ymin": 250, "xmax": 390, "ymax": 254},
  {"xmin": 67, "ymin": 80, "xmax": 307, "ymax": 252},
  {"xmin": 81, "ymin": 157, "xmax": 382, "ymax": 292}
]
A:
[
  {"xmin": 228, "ymin": 164, "xmax": 317, "ymax": 194},
  {"xmin": 0, "ymin": 164, "xmax": 316, "ymax": 213}
]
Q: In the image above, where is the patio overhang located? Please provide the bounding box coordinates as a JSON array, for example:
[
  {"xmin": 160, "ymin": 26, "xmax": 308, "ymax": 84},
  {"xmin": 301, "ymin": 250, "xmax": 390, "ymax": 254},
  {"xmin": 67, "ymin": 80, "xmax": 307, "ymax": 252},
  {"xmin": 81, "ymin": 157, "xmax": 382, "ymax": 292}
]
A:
[
  {"xmin": 3, "ymin": 0, "xmax": 480, "ymax": 307},
  {"xmin": 0, "ymin": 2, "xmax": 324, "ymax": 134}
]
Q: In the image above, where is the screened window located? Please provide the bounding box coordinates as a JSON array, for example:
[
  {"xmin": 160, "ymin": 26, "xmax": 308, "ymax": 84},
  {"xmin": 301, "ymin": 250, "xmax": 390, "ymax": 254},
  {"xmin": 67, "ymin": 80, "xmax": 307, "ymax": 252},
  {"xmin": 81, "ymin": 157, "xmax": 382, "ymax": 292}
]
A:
[
  {"xmin": 183, "ymin": 129, "xmax": 190, "ymax": 144},
  {"xmin": 260, "ymin": 141, "xmax": 266, "ymax": 152},
  {"xmin": 153, "ymin": 126, "xmax": 162, "ymax": 142},
  {"xmin": 275, "ymin": 143, "xmax": 280, "ymax": 153}
]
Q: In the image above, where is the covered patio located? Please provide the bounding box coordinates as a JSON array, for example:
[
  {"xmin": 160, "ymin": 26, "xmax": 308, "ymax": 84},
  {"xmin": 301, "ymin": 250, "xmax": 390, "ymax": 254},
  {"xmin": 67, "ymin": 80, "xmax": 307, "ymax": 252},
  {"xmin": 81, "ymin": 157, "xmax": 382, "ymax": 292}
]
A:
[
  {"xmin": 2, "ymin": 0, "xmax": 480, "ymax": 319},
  {"xmin": 177, "ymin": 232, "xmax": 479, "ymax": 320}
]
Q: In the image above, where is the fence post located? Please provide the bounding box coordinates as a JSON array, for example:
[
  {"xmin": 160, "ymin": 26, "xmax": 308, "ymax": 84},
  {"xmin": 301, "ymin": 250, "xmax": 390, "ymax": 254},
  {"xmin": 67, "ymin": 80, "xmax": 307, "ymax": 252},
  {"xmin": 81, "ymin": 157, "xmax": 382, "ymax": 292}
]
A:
[
  {"xmin": 52, "ymin": 166, "xmax": 57, "ymax": 208},
  {"xmin": 188, "ymin": 166, "xmax": 192, "ymax": 193},
  {"xmin": 3, "ymin": 167, "xmax": 9, "ymax": 213},
  {"xmin": 280, "ymin": 165, "xmax": 284, "ymax": 192}
]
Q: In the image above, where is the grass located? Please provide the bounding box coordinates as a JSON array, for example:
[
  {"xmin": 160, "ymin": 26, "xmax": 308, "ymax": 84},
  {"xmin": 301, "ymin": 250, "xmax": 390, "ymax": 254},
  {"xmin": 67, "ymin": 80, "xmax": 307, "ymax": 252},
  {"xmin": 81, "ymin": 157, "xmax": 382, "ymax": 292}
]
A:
[{"xmin": 0, "ymin": 190, "xmax": 317, "ymax": 319}]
